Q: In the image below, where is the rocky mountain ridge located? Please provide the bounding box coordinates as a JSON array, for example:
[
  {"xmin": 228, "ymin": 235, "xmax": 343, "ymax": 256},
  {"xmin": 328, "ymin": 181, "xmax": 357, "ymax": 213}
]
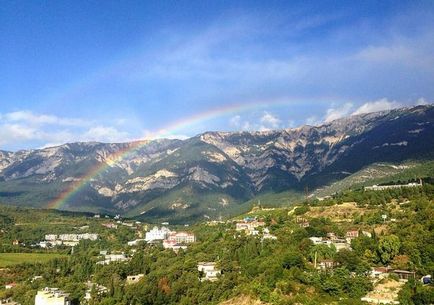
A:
[{"xmin": 0, "ymin": 105, "xmax": 433, "ymax": 222}]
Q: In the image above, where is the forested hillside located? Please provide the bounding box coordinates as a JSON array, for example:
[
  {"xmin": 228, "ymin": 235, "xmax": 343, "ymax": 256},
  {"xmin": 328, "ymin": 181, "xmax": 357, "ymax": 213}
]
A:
[{"xmin": 0, "ymin": 184, "xmax": 433, "ymax": 305}]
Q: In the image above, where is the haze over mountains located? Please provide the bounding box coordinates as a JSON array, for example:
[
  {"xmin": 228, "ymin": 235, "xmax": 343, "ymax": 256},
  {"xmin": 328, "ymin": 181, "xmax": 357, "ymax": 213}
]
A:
[{"xmin": 0, "ymin": 105, "xmax": 433, "ymax": 222}]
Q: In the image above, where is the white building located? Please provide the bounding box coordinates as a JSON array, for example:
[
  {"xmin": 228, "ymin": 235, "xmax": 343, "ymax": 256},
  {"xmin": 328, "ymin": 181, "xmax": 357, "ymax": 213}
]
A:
[
  {"xmin": 364, "ymin": 180, "xmax": 422, "ymax": 191},
  {"xmin": 262, "ymin": 228, "xmax": 277, "ymax": 240},
  {"xmin": 0, "ymin": 298, "xmax": 20, "ymax": 305},
  {"xmin": 163, "ymin": 240, "xmax": 188, "ymax": 251},
  {"xmin": 83, "ymin": 282, "xmax": 108, "ymax": 303},
  {"xmin": 126, "ymin": 274, "xmax": 144, "ymax": 285},
  {"xmin": 145, "ymin": 226, "xmax": 171, "ymax": 242},
  {"xmin": 309, "ymin": 236, "xmax": 351, "ymax": 251},
  {"xmin": 235, "ymin": 220, "xmax": 265, "ymax": 235},
  {"xmin": 127, "ymin": 239, "xmax": 146, "ymax": 246},
  {"xmin": 198, "ymin": 262, "xmax": 221, "ymax": 281},
  {"xmin": 166, "ymin": 232, "xmax": 196, "ymax": 243},
  {"xmin": 97, "ymin": 253, "xmax": 129, "ymax": 265},
  {"xmin": 42, "ymin": 233, "xmax": 99, "ymax": 247},
  {"xmin": 35, "ymin": 288, "xmax": 70, "ymax": 305}
]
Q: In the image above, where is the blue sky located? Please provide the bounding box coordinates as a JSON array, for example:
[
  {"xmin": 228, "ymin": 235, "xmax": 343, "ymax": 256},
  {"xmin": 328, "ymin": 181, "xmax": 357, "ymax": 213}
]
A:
[{"xmin": 1, "ymin": 1, "xmax": 434, "ymax": 150}]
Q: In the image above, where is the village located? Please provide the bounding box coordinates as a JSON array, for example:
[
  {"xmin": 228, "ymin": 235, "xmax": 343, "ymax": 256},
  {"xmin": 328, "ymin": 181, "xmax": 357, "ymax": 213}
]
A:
[{"xmin": 0, "ymin": 184, "xmax": 433, "ymax": 305}]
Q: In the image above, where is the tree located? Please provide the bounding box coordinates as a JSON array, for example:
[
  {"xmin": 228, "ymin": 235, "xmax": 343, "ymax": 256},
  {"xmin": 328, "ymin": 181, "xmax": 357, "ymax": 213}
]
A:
[
  {"xmin": 308, "ymin": 244, "xmax": 336, "ymax": 263},
  {"xmin": 282, "ymin": 251, "xmax": 304, "ymax": 269},
  {"xmin": 378, "ymin": 235, "xmax": 401, "ymax": 265}
]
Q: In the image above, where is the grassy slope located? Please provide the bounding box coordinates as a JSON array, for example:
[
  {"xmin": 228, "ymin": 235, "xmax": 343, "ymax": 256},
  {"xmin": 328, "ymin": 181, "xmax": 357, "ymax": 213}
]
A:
[
  {"xmin": 314, "ymin": 160, "xmax": 434, "ymax": 197},
  {"xmin": 238, "ymin": 160, "xmax": 434, "ymax": 213},
  {"xmin": 0, "ymin": 253, "xmax": 67, "ymax": 267}
]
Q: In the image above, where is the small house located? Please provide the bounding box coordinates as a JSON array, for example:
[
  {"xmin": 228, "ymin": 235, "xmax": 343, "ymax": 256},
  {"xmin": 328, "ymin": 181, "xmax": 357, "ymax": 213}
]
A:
[
  {"xmin": 198, "ymin": 262, "xmax": 221, "ymax": 282},
  {"xmin": 126, "ymin": 274, "xmax": 144, "ymax": 285},
  {"xmin": 393, "ymin": 270, "xmax": 416, "ymax": 281}
]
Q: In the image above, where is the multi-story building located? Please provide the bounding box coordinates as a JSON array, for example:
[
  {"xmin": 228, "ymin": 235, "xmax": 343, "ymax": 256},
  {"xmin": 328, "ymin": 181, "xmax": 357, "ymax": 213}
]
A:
[
  {"xmin": 163, "ymin": 240, "xmax": 188, "ymax": 251},
  {"xmin": 35, "ymin": 288, "xmax": 70, "ymax": 305},
  {"xmin": 235, "ymin": 219, "xmax": 265, "ymax": 235},
  {"xmin": 83, "ymin": 282, "xmax": 108, "ymax": 303},
  {"xmin": 166, "ymin": 232, "xmax": 196, "ymax": 243},
  {"xmin": 145, "ymin": 226, "xmax": 171, "ymax": 242},
  {"xmin": 97, "ymin": 253, "xmax": 129, "ymax": 265},
  {"xmin": 364, "ymin": 180, "xmax": 422, "ymax": 191}
]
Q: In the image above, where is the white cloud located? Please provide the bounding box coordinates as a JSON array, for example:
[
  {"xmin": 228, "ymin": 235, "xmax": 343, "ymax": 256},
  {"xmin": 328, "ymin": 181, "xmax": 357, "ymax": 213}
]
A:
[
  {"xmin": 287, "ymin": 119, "xmax": 296, "ymax": 128},
  {"xmin": 229, "ymin": 115, "xmax": 241, "ymax": 127},
  {"xmin": 415, "ymin": 97, "xmax": 429, "ymax": 106},
  {"xmin": 324, "ymin": 103, "xmax": 353, "ymax": 123},
  {"xmin": 352, "ymin": 98, "xmax": 401, "ymax": 115},
  {"xmin": 305, "ymin": 116, "xmax": 321, "ymax": 126},
  {"xmin": 80, "ymin": 126, "xmax": 131, "ymax": 143},
  {"xmin": 140, "ymin": 129, "xmax": 190, "ymax": 141},
  {"xmin": 260, "ymin": 112, "xmax": 281, "ymax": 129},
  {"xmin": 354, "ymin": 45, "xmax": 414, "ymax": 63},
  {"xmin": 3, "ymin": 110, "xmax": 88, "ymax": 126},
  {"xmin": 0, "ymin": 110, "xmax": 135, "ymax": 149},
  {"xmin": 241, "ymin": 121, "xmax": 252, "ymax": 131}
]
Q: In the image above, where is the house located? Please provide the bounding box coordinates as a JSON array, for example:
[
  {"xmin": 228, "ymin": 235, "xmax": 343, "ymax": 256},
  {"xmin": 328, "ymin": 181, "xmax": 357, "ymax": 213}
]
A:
[
  {"xmin": 235, "ymin": 219, "xmax": 265, "ymax": 235},
  {"xmin": 97, "ymin": 253, "xmax": 129, "ymax": 265},
  {"xmin": 364, "ymin": 180, "xmax": 423, "ymax": 191},
  {"xmin": 327, "ymin": 232, "xmax": 337, "ymax": 240},
  {"xmin": 0, "ymin": 298, "xmax": 20, "ymax": 305},
  {"xmin": 32, "ymin": 276, "xmax": 43, "ymax": 282},
  {"xmin": 295, "ymin": 216, "xmax": 308, "ymax": 223},
  {"xmin": 5, "ymin": 283, "xmax": 17, "ymax": 289},
  {"xmin": 393, "ymin": 270, "xmax": 416, "ymax": 281},
  {"xmin": 83, "ymin": 282, "xmax": 108, "ymax": 303},
  {"xmin": 145, "ymin": 226, "xmax": 171, "ymax": 242},
  {"xmin": 42, "ymin": 233, "xmax": 99, "ymax": 247},
  {"xmin": 102, "ymin": 223, "xmax": 118, "ymax": 229},
  {"xmin": 39, "ymin": 241, "xmax": 51, "ymax": 248},
  {"xmin": 296, "ymin": 217, "xmax": 310, "ymax": 228},
  {"xmin": 126, "ymin": 274, "xmax": 144, "ymax": 284},
  {"xmin": 198, "ymin": 262, "xmax": 221, "ymax": 282},
  {"xmin": 262, "ymin": 228, "xmax": 277, "ymax": 240},
  {"xmin": 346, "ymin": 230, "xmax": 372, "ymax": 241},
  {"xmin": 35, "ymin": 288, "xmax": 71, "ymax": 305},
  {"xmin": 345, "ymin": 230, "xmax": 359, "ymax": 239},
  {"xmin": 317, "ymin": 259, "xmax": 339, "ymax": 270},
  {"xmin": 362, "ymin": 231, "xmax": 372, "ymax": 238},
  {"xmin": 163, "ymin": 240, "xmax": 188, "ymax": 251},
  {"xmin": 309, "ymin": 236, "xmax": 351, "ymax": 251},
  {"xmin": 332, "ymin": 240, "xmax": 351, "ymax": 251},
  {"xmin": 369, "ymin": 267, "xmax": 392, "ymax": 280},
  {"xmin": 309, "ymin": 237, "xmax": 324, "ymax": 244}
]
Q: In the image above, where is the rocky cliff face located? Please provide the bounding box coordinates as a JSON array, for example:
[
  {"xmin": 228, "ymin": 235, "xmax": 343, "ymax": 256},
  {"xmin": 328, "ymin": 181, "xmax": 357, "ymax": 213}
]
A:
[{"xmin": 0, "ymin": 105, "xmax": 433, "ymax": 221}]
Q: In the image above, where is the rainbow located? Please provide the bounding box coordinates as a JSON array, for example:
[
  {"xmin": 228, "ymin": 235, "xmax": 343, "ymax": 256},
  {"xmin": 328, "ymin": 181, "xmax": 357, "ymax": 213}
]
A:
[{"xmin": 46, "ymin": 98, "xmax": 322, "ymax": 210}]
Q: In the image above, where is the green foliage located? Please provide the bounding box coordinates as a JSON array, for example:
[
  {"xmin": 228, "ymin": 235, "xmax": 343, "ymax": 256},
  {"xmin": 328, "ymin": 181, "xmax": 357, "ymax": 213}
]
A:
[
  {"xmin": 377, "ymin": 235, "xmax": 401, "ymax": 265},
  {"xmin": 1, "ymin": 183, "xmax": 434, "ymax": 305}
]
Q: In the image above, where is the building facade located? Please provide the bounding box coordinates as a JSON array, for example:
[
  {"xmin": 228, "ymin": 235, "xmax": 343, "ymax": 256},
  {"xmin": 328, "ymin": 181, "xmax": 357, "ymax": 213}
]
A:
[{"xmin": 35, "ymin": 288, "xmax": 70, "ymax": 305}]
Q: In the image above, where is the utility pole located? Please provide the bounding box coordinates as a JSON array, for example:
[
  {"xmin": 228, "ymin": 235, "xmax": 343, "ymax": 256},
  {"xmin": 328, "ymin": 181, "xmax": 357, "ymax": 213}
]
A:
[{"xmin": 314, "ymin": 250, "xmax": 317, "ymax": 269}]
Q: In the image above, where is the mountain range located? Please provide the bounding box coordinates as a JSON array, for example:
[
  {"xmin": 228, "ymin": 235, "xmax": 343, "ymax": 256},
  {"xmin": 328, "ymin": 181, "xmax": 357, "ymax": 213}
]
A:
[{"xmin": 1, "ymin": 105, "xmax": 433, "ymax": 222}]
